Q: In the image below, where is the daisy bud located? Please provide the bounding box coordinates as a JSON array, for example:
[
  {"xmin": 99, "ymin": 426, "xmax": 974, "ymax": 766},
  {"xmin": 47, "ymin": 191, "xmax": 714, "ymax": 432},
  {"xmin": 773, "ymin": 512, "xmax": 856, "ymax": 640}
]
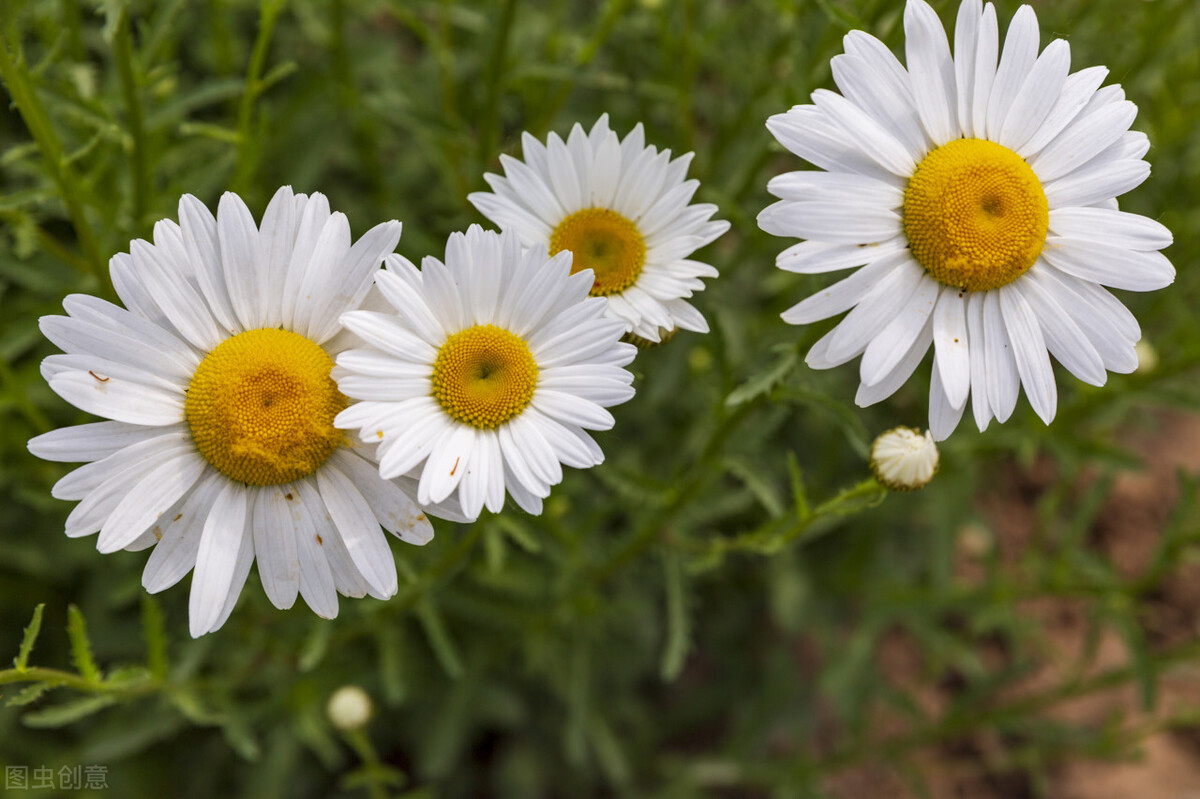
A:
[
  {"xmin": 327, "ymin": 685, "xmax": 373, "ymax": 731},
  {"xmin": 1134, "ymin": 339, "xmax": 1159, "ymax": 374},
  {"xmin": 869, "ymin": 427, "xmax": 939, "ymax": 492}
]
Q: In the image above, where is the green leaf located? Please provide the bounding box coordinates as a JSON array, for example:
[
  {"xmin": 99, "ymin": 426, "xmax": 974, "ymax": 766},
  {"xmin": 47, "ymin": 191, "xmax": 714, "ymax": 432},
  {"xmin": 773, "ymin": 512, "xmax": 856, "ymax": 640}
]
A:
[
  {"xmin": 724, "ymin": 457, "xmax": 785, "ymax": 518},
  {"xmin": 298, "ymin": 620, "xmax": 332, "ymax": 673},
  {"xmin": 660, "ymin": 553, "xmax": 691, "ymax": 682},
  {"xmin": 725, "ymin": 344, "xmax": 798, "ymax": 407},
  {"xmin": 416, "ymin": 597, "xmax": 464, "ymax": 680},
  {"xmin": 377, "ymin": 626, "xmax": 408, "ymax": 705},
  {"xmin": 67, "ymin": 605, "xmax": 100, "ymax": 683},
  {"xmin": 787, "ymin": 450, "xmax": 810, "ymax": 520},
  {"xmin": 13, "ymin": 602, "xmax": 44, "ymax": 670},
  {"xmin": 5, "ymin": 682, "xmax": 49, "ymax": 707},
  {"xmin": 22, "ymin": 695, "xmax": 119, "ymax": 728}
]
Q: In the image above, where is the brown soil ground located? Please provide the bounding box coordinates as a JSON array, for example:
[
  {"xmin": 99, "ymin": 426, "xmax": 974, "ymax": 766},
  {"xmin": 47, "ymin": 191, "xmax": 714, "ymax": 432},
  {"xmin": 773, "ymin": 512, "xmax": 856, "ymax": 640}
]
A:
[{"xmin": 823, "ymin": 410, "xmax": 1200, "ymax": 799}]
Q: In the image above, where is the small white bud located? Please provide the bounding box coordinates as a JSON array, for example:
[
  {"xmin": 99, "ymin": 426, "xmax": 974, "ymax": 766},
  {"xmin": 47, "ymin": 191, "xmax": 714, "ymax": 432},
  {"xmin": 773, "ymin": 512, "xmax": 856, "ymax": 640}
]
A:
[
  {"xmin": 327, "ymin": 685, "xmax": 373, "ymax": 731},
  {"xmin": 1134, "ymin": 339, "xmax": 1158, "ymax": 374},
  {"xmin": 869, "ymin": 427, "xmax": 939, "ymax": 491}
]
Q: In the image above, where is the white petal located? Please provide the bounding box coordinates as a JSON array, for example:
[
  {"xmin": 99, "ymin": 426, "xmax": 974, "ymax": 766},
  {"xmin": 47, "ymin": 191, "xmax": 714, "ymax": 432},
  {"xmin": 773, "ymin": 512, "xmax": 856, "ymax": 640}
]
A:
[
  {"xmin": 1041, "ymin": 237, "xmax": 1174, "ymax": 292},
  {"xmin": 824, "ymin": 259, "xmax": 925, "ymax": 364},
  {"xmin": 999, "ymin": 39, "xmax": 1070, "ymax": 151},
  {"xmin": 48, "ymin": 371, "xmax": 184, "ymax": 426},
  {"xmin": 953, "ymin": 0, "xmax": 981, "ymax": 137},
  {"xmin": 858, "ymin": 274, "xmax": 940, "ymax": 384},
  {"xmin": 179, "ymin": 194, "xmax": 239, "ymax": 334},
  {"xmin": 965, "ymin": 291, "xmax": 992, "ymax": 432},
  {"xmin": 531, "ymin": 389, "xmax": 614, "ymax": 430},
  {"xmin": 97, "ymin": 449, "xmax": 207, "ymax": 553},
  {"xmin": 29, "ymin": 421, "xmax": 166, "ymax": 463},
  {"xmin": 983, "ymin": 290, "xmax": 1019, "ymax": 422},
  {"xmin": 189, "ymin": 481, "xmax": 249, "ymax": 637},
  {"xmin": 329, "ymin": 450, "xmax": 434, "ymax": 546},
  {"xmin": 292, "ymin": 487, "xmax": 339, "ymax": 619},
  {"xmin": 984, "ymin": 5, "xmax": 1039, "ymax": 140},
  {"xmin": 811, "ymin": 89, "xmax": 917, "ymax": 176},
  {"xmin": 758, "ymin": 200, "xmax": 901, "ymax": 244},
  {"xmin": 255, "ymin": 186, "xmax": 298, "ymax": 329},
  {"xmin": 1018, "ymin": 66, "xmax": 1108, "ymax": 158},
  {"xmin": 855, "ymin": 315, "xmax": 932, "ymax": 407},
  {"xmin": 216, "ymin": 192, "xmax": 264, "ymax": 331},
  {"xmin": 252, "ymin": 484, "xmax": 300, "ymax": 610},
  {"xmin": 142, "ymin": 470, "xmax": 224, "ymax": 593},
  {"xmin": 1048, "ymin": 208, "xmax": 1173, "ymax": 252},
  {"xmin": 932, "ymin": 287, "xmax": 970, "ymax": 409},
  {"xmin": 1018, "ymin": 271, "xmax": 1106, "ymax": 386},
  {"xmin": 418, "ymin": 424, "xmax": 476, "ymax": 509},
  {"xmin": 905, "ymin": 0, "xmax": 959, "ymax": 146},
  {"xmin": 775, "ymin": 238, "xmax": 907, "ymax": 275},
  {"xmin": 1000, "ymin": 283, "xmax": 1056, "ymax": 425},
  {"xmin": 1030, "ymin": 101, "xmax": 1137, "ymax": 183},
  {"xmin": 308, "ymin": 220, "xmax": 403, "ymax": 344},
  {"xmin": 928, "ymin": 358, "xmax": 967, "ymax": 441},
  {"xmin": 1043, "ymin": 159, "xmax": 1149, "ymax": 208},
  {"xmin": 782, "ymin": 252, "xmax": 908, "ymax": 326},
  {"xmin": 292, "ymin": 213, "xmax": 352, "ymax": 340},
  {"xmin": 316, "ymin": 465, "xmax": 399, "ymax": 598},
  {"xmin": 969, "ymin": 3, "xmax": 999, "ymax": 138}
]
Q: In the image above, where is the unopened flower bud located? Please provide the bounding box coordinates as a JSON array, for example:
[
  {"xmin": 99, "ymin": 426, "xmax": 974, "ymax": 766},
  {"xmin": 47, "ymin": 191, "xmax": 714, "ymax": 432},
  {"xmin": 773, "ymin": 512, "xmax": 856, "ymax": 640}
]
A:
[
  {"xmin": 327, "ymin": 685, "xmax": 373, "ymax": 731},
  {"xmin": 869, "ymin": 427, "xmax": 939, "ymax": 491}
]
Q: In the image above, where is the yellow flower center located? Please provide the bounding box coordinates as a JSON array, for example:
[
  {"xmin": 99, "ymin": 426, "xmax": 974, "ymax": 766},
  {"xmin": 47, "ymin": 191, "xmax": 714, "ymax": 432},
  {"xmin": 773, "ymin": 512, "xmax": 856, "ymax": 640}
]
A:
[
  {"xmin": 431, "ymin": 325, "xmax": 538, "ymax": 429},
  {"xmin": 185, "ymin": 328, "xmax": 346, "ymax": 486},
  {"xmin": 903, "ymin": 138, "xmax": 1048, "ymax": 292},
  {"xmin": 549, "ymin": 208, "xmax": 646, "ymax": 296}
]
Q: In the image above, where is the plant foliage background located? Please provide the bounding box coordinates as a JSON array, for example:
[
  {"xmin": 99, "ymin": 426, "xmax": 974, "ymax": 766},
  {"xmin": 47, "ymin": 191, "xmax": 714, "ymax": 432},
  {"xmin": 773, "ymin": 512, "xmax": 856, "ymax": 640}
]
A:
[{"xmin": 2, "ymin": 0, "xmax": 1199, "ymax": 796}]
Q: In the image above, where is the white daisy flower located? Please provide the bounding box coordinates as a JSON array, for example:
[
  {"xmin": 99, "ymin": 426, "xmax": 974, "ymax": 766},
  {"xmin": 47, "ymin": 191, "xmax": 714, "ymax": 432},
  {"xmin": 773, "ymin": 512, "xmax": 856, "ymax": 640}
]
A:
[
  {"xmin": 467, "ymin": 114, "xmax": 730, "ymax": 343},
  {"xmin": 333, "ymin": 225, "xmax": 637, "ymax": 521},
  {"xmin": 28, "ymin": 187, "xmax": 465, "ymax": 637},
  {"xmin": 869, "ymin": 427, "xmax": 939, "ymax": 491},
  {"xmin": 759, "ymin": 0, "xmax": 1174, "ymax": 440}
]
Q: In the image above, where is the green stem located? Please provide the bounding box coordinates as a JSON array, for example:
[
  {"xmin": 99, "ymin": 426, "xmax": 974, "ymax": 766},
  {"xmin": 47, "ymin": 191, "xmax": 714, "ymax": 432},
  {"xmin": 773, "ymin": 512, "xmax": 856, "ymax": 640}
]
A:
[
  {"xmin": 345, "ymin": 728, "xmax": 391, "ymax": 799},
  {"xmin": 530, "ymin": 0, "xmax": 633, "ymax": 137},
  {"xmin": 593, "ymin": 398, "xmax": 763, "ymax": 582},
  {"xmin": 391, "ymin": 525, "xmax": 484, "ymax": 613},
  {"xmin": 478, "ymin": 0, "xmax": 518, "ymax": 170},
  {"xmin": 0, "ymin": 31, "xmax": 110, "ymax": 294},
  {"xmin": 112, "ymin": 8, "xmax": 150, "ymax": 229},
  {"xmin": 231, "ymin": 0, "xmax": 286, "ymax": 194},
  {"xmin": 0, "ymin": 665, "xmax": 157, "ymax": 695}
]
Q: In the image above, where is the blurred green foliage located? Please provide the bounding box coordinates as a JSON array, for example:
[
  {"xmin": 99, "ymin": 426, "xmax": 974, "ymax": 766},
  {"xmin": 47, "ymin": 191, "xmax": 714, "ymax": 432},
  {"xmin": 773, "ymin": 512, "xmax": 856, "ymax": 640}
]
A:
[{"xmin": 2, "ymin": 0, "xmax": 1199, "ymax": 796}]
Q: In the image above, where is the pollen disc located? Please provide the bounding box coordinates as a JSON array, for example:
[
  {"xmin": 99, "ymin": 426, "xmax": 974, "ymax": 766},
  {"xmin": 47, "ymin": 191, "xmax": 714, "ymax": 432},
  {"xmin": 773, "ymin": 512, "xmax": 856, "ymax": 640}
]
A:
[
  {"xmin": 903, "ymin": 138, "xmax": 1049, "ymax": 292},
  {"xmin": 185, "ymin": 328, "xmax": 346, "ymax": 486},
  {"xmin": 431, "ymin": 325, "xmax": 538, "ymax": 429},
  {"xmin": 550, "ymin": 208, "xmax": 646, "ymax": 296}
]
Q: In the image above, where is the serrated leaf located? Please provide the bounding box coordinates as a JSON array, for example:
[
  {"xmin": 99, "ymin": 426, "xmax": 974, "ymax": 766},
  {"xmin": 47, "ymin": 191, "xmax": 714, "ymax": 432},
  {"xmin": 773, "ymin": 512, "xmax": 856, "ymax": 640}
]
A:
[
  {"xmin": 167, "ymin": 689, "xmax": 222, "ymax": 725},
  {"xmin": 724, "ymin": 457, "xmax": 785, "ymax": 518},
  {"xmin": 725, "ymin": 344, "xmax": 798, "ymax": 407},
  {"xmin": 6, "ymin": 682, "xmax": 49, "ymax": 707},
  {"xmin": 660, "ymin": 553, "xmax": 691, "ymax": 682},
  {"xmin": 493, "ymin": 514, "xmax": 541, "ymax": 553},
  {"xmin": 298, "ymin": 620, "xmax": 332, "ymax": 673},
  {"xmin": 13, "ymin": 603, "xmax": 44, "ymax": 670},
  {"xmin": 416, "ymin": 598, "xmax": 463, "ymax": 680},
  {"xmin": 22, "ymin": 694, "xmax": 119, "ymax": 728},
  {"xmin": 67, "ymin": 605, "xmax": 100, "ymax": 683},
  {"xmin": 377, "ymin": 626, "xmax": 408, "ymax": 705},
  {"xmin": 222, "ymin": 718, "xmax": 262, "ymax": 761},
  {"xmin": 787, "ymin": 450, "xmax": 810, "ymax": 520}
]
